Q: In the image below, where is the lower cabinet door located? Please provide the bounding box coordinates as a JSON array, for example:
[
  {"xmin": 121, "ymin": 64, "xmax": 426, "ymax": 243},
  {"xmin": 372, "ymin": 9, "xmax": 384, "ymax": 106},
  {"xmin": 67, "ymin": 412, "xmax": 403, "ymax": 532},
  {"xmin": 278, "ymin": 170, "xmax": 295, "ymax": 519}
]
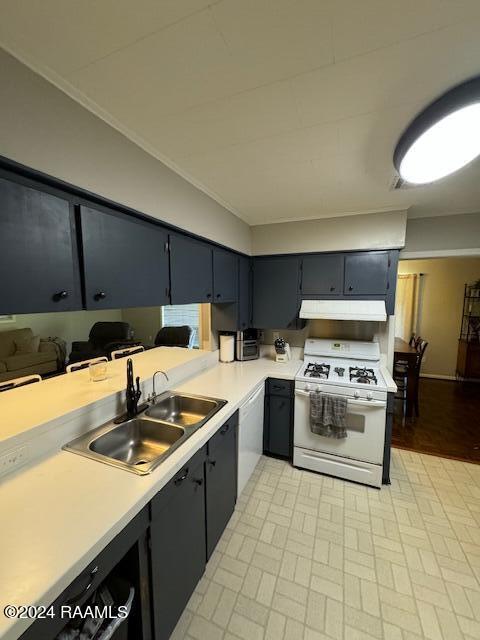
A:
[
  {"xmin": 266, "ymin": 395, "xmax": 292, "ymax": 458},
  {"xmin": 150, "ymin": 452, "xmax": 206, "ymax": 640},
  {"xmin": 205, "ymin": 413, "xmax": 238, "ymax": 559}
]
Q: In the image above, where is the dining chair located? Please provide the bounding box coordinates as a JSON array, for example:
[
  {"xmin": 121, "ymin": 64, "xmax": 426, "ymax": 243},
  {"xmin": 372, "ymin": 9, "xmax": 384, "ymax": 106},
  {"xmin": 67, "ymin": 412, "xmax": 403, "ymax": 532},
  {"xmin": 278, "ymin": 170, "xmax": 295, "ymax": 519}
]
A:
[
  {"xmin": 66, "ymin": 356, "xmax": 108, "ymax": 373},
  {"xmin": 111, "ymin": 345, "xmax": 145, "ymax": 360},
  {"xmin": 394, "ymin": 339, "xmax": 428, "ymax": 418},
  {"xmin": 0, "ymin": 374, "xmax": 42, "ymax": 392}
]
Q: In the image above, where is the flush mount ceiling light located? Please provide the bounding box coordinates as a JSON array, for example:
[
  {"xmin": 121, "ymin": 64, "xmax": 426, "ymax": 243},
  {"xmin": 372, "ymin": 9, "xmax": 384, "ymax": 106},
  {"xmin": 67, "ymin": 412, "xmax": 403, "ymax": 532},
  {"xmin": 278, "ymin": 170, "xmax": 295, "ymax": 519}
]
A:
[{"xmin": 394, "ymin": 76, "xmax": 480, "ymax": 184}]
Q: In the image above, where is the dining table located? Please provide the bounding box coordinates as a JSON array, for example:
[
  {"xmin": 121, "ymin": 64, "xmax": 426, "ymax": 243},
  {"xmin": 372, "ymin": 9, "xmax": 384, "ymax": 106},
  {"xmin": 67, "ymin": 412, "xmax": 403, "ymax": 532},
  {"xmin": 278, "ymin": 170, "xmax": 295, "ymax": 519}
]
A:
[{"xmin": 394, "ymin": 337, "xmax": 419, "ymax": 418}]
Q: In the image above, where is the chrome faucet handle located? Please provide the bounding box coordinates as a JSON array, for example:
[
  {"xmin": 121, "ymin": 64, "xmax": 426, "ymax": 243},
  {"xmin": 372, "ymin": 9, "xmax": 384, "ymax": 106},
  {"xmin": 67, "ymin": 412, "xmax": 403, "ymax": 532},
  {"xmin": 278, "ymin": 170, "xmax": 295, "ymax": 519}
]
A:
[{"xmin": 149, "ymin": 370, "xmax": 169, "ymax": 404}]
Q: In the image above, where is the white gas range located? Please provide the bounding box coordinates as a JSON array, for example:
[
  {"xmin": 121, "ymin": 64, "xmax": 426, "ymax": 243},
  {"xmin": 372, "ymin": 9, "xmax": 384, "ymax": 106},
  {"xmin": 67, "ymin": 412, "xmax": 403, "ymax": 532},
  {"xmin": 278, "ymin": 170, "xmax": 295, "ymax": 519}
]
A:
[{"xmin": 293, "ymin": 338, "xmax": 388, "ymax": 488}]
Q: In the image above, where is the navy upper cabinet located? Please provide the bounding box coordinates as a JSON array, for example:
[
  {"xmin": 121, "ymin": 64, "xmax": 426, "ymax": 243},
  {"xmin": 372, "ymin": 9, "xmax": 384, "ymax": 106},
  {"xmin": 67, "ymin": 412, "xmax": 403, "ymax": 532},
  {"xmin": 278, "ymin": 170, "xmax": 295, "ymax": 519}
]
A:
[
  {"xmin": 0, "ymin": 178, "xmax": 81, "ymax": 314},
  {"xmin": 301, "ymin": 254, "xmax": 344, "ymax": 295},
  {"xmin": 252, "ymin": 256, "xmax": 301, "ymax": 328},
  {"xmin": 238, "ymin": 256, "xmax": 252, "ymax": 329},
  {"xmin": 213, "ymin": 248, "xmax": 238, "ymax": 303},
  {"xmin": 344, "ymin": 251, "xmax": 389, "ymax": 295},
  {"xmin": 80, "ymin": 205, "xmax": 170, "ymax": 309},
  {"xmin": 169, "ymin": 234, "xmax": 213, "ymax": 304}
]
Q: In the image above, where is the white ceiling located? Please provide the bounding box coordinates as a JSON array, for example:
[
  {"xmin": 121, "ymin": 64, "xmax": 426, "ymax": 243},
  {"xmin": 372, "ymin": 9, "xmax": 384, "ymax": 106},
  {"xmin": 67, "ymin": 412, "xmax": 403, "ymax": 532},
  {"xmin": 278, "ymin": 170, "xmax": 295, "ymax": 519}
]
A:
[{"xmin": 1, "ymin": 0, "xmax": 480, "ymax": 225}]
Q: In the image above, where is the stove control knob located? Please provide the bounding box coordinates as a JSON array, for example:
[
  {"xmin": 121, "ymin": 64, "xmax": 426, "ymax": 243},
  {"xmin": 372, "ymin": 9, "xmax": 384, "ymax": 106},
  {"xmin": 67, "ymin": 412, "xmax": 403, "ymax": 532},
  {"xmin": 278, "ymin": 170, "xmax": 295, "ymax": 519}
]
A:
[
  {"xmin": 367, "ymin": 392, "xmax": 373, "ymax": 400},
  {"xmin": 305, "ymin": 384, "xmax": 311, "ymax": 392},
  {"xmin": 354, "ymin": 391, "xmax": 360, "ymax": 399}
]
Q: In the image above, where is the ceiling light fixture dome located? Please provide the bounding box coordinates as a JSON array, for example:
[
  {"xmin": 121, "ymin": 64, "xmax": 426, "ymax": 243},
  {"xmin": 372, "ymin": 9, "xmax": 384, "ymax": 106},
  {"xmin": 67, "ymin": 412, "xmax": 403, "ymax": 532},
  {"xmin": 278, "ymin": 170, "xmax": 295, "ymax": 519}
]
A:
[{"xmin": 394, "ymin": 76, "xmax": 480, "ymax": 184}]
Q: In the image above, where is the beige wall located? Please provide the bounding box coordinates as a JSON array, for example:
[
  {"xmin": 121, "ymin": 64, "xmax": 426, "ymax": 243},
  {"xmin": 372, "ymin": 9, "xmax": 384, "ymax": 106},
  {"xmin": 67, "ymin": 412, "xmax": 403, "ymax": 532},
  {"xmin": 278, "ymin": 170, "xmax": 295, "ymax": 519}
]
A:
[
  {"xmin": 251, "ymin": 210, "xmax": 407, "ymax": 255},
  {"xmin": 0, "ymin": 49, "xmax": 251, "ymax": 254},
  {"xmin": 398, "ymin": 257, "xmax": 480, "ymax": 378},
  {"xmin": 0, "ymin": 309, "xmax": 123, "ymax": 354},
  {"xmin": 121, "ymin": 307, "xmax": 161, "ymax": 346},
  {"xmin": 402, "ymin": 212, "xmax": 480, "ymax": 258}
]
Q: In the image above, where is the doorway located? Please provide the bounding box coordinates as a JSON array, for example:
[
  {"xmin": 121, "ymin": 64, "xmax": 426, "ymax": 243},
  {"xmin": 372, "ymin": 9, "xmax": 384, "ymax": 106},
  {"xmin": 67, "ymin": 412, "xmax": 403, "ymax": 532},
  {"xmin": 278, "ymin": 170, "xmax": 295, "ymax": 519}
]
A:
[{"xmin": 392, "ymin": 256, "xmax": 480, "ymax": 463}]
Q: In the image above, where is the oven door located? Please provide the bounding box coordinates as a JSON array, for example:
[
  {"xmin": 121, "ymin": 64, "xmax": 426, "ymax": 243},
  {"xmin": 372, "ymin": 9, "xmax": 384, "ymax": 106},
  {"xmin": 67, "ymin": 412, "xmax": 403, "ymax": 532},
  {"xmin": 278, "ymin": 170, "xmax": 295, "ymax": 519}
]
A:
[{"xmin": 294, "ymin": 389, "xmax": 386, "ymax": 464}]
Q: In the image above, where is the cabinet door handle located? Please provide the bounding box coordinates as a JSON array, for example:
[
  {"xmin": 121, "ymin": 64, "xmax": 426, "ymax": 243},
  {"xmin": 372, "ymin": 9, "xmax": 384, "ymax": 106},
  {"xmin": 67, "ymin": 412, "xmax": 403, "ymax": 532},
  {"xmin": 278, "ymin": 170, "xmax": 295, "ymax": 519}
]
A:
[
  {"xmin": 66, "ymin": 565, "xmax": 98, "ymax": 605},
  {"xmin": 174, "ymin": 468, "xmax": 189, "ymax": 485},
  {"xmin": 206, "ymin": 293, "xmax": 212, "ymax": 299},
  {"xmin": 330, "ymin": 286, "xmax": 335, "ymax": 291},
  {"xmin": 53, "ymin": 290, "xmax": 69, "ymax": 301},
  {"xmin": 273, "ymin": 384, "xmax": 283, "ymax": 390},
  {"xmin": 220, "ymin": 424, "xmax": 229, "ymax": 434},
  {"xmin": 94, "ymin": 291, "xmax": 107, "ymax": 301},
  {"xmin": 216, "ymin": 293, "xmax": 221, "ymax": 299},
  {"xmin": 348, "ymin": 286, "xmax": 353, "ymax": 291},
  {"xmin": 208, "ymin": 459, "xmax": 216, "ymax": 467},
  {"xmin": 193, "ymin": 478, "xmax": 203, "ymax": 486}
]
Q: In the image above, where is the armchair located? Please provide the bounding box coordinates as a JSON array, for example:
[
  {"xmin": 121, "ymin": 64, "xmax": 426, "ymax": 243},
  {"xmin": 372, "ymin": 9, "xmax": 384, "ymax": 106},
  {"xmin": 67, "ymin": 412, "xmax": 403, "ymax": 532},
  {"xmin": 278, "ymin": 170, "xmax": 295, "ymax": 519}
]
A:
[{"xmin": 69, "ymin": 322, "xmax": 139, "ymax": 364}]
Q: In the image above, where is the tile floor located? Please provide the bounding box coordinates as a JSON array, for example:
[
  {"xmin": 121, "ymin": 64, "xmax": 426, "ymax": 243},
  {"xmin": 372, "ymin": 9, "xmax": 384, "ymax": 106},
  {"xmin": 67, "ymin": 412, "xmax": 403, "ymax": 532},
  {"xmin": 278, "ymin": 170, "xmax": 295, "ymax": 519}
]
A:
[{"xmin": 172, "ymin": 450, "xmax": 480, "ymax": 640}]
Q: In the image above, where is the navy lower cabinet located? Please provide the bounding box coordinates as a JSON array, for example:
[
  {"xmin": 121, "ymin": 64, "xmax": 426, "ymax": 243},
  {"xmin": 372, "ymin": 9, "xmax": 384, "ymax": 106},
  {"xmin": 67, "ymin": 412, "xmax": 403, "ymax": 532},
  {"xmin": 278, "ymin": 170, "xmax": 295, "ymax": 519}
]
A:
[
  {"xmin": 252, "ymin": 256, "xmax": 302, "ymax": 329},
  {"xmin": 150, "ymin": 447, "xmax": 207, "ymax": 640},
  {"xmin": 205, "ymin": 412, "xmax": 238, "ymax": 559},
  {"xmin": 19, "ymin": 508, "xmax": 151, "ymax": 640},
  {"xmin": 264, "ymin": 378, "xmax": 294, "ymax": 459}
]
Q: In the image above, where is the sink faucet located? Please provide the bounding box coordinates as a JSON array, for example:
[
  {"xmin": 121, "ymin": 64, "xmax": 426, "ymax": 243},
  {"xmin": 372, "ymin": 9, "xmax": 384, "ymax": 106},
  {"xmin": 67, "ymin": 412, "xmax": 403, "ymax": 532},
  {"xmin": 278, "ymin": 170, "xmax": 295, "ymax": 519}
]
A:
[
  {"xmin": 126, "ymin": 358, "xmax": 142, "ymax": 418},
  {"xmin": 148, "ymin": 370, "xmax": 169, "ymax": 404}
]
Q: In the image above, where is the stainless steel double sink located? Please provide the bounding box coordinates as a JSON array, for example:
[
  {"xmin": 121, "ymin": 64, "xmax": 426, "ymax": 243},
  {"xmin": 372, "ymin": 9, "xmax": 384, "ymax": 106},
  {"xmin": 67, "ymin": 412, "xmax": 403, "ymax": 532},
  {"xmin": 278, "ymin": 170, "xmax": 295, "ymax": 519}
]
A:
[{"xmin": 64, "ymin": 392, "xmax": 227, "ymax": 475}]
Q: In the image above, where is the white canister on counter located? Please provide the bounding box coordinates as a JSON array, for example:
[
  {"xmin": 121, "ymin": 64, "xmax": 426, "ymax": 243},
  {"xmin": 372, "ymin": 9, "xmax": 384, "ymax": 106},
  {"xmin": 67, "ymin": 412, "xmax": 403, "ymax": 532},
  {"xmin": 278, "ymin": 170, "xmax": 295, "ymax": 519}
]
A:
[{"xmin": 219, "ymin": 334, "xmax": 235, "ymax": 362}]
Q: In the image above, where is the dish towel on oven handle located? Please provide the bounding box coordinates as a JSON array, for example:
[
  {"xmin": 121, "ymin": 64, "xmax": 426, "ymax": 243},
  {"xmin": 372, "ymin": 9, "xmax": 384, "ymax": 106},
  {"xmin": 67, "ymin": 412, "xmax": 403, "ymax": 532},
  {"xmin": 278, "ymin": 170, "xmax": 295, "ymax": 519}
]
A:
[{"xmin": 310, "ymin": 390, "xmax": 348, "ymax": 438}]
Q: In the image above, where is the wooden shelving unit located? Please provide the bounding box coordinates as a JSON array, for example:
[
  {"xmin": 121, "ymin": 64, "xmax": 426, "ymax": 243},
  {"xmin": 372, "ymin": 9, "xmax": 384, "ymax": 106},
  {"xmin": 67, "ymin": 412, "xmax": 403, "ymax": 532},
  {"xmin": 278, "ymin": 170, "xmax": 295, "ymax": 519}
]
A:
[{"xmin": 457, "ymin": 283, "xmax": 480, "ymax": 381}]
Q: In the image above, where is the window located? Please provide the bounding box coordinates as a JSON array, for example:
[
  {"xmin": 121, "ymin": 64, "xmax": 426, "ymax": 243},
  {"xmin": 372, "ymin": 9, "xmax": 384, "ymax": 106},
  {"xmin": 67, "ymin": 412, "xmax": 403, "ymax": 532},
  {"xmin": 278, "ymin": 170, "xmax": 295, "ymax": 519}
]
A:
[{"xmin": 161, "ymin": 304, "xmax": 199, "ymax": 348}]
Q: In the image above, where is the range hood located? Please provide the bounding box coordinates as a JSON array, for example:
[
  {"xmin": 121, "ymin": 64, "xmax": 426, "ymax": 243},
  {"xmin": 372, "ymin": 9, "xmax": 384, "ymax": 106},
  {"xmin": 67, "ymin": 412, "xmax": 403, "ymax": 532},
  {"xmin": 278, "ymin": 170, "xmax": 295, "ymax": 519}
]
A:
[{"xmin": 299, "ymin": 299, "xmax": 387, "ymax": 322}]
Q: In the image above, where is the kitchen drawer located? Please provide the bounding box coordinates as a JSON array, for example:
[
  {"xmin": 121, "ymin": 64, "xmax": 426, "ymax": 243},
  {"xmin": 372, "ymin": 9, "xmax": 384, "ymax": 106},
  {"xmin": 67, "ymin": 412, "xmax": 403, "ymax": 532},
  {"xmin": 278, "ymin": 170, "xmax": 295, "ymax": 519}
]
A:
[{"xmin": 267, "ymin": 378, "xmax": 294, "ymax": 397}]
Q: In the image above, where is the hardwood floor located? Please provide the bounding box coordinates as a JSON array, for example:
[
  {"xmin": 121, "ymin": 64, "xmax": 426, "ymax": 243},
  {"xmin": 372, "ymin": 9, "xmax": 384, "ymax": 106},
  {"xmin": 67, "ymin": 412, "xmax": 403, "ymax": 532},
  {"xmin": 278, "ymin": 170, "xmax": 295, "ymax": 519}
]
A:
[{"xmin": 392, "ymin": 377, "xmax": 480, "ymax": 463}]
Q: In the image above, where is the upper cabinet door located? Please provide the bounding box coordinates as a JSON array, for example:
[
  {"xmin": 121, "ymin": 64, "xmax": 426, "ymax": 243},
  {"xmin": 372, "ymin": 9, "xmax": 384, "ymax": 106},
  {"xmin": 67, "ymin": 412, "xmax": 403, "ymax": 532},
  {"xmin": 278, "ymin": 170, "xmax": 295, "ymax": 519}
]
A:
[
  {"xmin": 0, "ymin": 178, "xmax": 81, "ymax": 314},
  {"xmin": 344, "ymin": 252, "xmax": 389, "ymax": 295},
  {"xmin": 238, "ymin": 256, "xmax": 251, "ymax": 329},
  {"xmin": 213, "ymin": 248, "xmax": 238, "ymax": 303},
  {"xmin": 80, "ymin": 205, "xmax": 170, "ymax": 309},
  {"xmin": 252, "ymin": 257, "xmax": 301, "ymax": 328},
  {"xmin": 301, "ymin": 254, "xmax": 344, "ymax": 295},
  {"xmin": 169, "ymin": 234, "xmax": 213, "ymax": 304}
]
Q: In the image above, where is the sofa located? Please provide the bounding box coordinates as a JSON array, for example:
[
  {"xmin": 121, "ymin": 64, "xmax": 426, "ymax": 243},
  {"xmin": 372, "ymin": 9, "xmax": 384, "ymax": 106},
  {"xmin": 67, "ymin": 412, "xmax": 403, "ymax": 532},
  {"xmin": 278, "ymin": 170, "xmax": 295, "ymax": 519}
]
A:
[{"xmin": 0, "ymin": 328, "xmax": 58, "ymax": 382}]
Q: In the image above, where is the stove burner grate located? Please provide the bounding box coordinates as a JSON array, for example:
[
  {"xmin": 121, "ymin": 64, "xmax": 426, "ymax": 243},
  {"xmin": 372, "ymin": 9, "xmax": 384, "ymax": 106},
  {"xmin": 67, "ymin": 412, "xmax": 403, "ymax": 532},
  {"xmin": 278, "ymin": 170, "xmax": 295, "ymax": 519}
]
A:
[
  {"xmin": 304, "ymin": 362, "xmax": 330, "ymax": 379},
  {"xmin": 349, "ymin": 367, "xmax": 377, "ymax": 385}
]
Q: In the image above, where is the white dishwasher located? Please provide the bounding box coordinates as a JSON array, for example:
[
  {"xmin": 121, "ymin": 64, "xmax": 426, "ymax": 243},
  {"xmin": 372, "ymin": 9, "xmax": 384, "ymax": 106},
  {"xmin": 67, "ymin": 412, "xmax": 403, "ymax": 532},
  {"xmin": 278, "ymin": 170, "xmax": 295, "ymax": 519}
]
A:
[{"xmin": 237, "ymin": 383, "xmax": 265, "ymax": 498}]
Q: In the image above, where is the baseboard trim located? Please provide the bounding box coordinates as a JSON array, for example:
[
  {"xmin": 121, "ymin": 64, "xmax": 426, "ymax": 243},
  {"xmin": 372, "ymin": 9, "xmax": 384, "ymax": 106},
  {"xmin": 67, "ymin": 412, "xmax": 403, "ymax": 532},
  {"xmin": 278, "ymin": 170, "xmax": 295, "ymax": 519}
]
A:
[{"xmin": 420, "ymin": 373, "xmax": 456, "ymax": 381}]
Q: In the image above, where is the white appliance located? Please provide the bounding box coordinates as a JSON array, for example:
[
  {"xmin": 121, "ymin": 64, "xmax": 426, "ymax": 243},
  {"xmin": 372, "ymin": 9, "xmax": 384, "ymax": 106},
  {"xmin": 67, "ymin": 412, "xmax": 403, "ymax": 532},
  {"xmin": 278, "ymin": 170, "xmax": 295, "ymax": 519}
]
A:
[
  {"xmin": 293, "ymin": 338, "xmax": 388, "ymax": 488},
  {"xmin": 219, "ymin": 334, "xmax": 235, "ymax": 362},
  {"xmin": 237, "ymin": 383, "xmax": 265, "ymax": 497},
  {"xmin": 299, "ymin": 299, "xmax": 387, "ymax": 321}
]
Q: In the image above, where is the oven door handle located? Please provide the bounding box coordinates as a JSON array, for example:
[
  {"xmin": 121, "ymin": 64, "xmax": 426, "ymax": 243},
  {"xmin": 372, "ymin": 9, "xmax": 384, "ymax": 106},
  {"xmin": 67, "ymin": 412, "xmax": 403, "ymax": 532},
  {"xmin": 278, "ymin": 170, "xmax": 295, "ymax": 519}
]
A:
[{"xmin": 295, "ymin": 389, "xmax": 386, "ymax": 408}]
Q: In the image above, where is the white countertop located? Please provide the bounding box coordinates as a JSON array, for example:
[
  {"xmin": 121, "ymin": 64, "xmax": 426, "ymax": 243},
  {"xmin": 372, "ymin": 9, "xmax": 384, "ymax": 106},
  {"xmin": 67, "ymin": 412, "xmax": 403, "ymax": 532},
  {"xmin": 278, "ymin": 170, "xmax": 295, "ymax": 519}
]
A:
[
  {"xmin": 0, "ymin": 346, "xmax": 216, "ymax": 446},
  {"xmin": 0, "ymin": 353, "xmax": 302, "ymax": 640}
]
